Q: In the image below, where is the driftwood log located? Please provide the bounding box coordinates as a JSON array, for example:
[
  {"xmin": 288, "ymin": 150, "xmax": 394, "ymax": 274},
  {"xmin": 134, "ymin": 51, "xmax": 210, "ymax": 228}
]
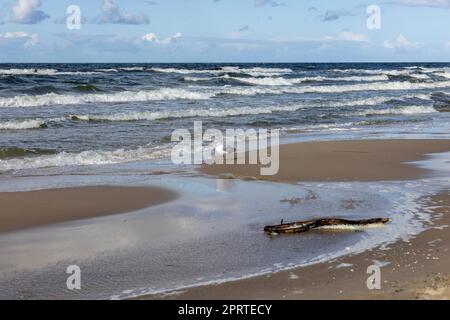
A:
[{"xmin": 264, "ymin": 218, "xmax": 389, "ymax": 234}]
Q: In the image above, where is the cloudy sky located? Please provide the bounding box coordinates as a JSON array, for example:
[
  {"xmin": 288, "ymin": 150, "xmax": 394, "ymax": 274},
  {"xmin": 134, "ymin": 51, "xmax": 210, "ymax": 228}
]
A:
[{"xmin": 0, "ymin": 0, "xmax": 449, "ymax": 62}]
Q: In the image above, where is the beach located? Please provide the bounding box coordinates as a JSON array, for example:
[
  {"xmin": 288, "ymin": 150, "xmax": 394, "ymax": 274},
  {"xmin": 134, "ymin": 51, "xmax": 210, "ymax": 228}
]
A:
[
  {"xmin": 200, "ymin": 139, "xmax": 450, "ymax": 182},
  {"xmin": 0, "ymin": 186, "xmax": 177, "ymax": 234},
  {"xmin": 135, "ymin": 139, "xmax": 450, "ymax": 300},
  {"xmin": 1, "ymin": 138, "xmax": 449, "ymax": 299},
  {"xmin": 1, "ymin": 63, "xmax": 450, "ymax": 300},
  {"xmin": 147, "ymin": 192, "xmax": 450, "ymax": 300}
]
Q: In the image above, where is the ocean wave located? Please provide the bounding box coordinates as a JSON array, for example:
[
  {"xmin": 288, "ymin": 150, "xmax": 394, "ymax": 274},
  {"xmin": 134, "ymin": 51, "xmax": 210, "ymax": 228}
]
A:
[
  {"xmin": 355, "ymin": 105, "xmax": 436, "ymax": 116},
  {"xmin": 0, "ymin": 119, "xmax": 47, "ymax": 130},
  {"xmin": 0, "ymin": 88, "xmax": 212, "ymax": 108},
  {"xmin": 219, "ymin": 81, "xmax": 450, "ymax": 95},
  {"xmin": 435, "ymin": 72, "xmax": 450, "ymax": 79},
  {"xmin": 152, "ymin": 66, "xmax": 293, "ymax": 77},
  {"xmin": 95, "ymin": 67, "xmax": 146, "ymax": 72},
  {"xmin": 333, "ymin": 94, "xmax": 431, "ymax": 107},
  {"xmin": 0, "ymin": 117, "xmax": 65, "ymax": 130},
  {"xmin": 228, "ymin": 74, "xmax": 390, "ymax": 86},
  {"xmin": 331, "ymin": 68, "xmax": 415, "ymax": 76},
  {"xmin": 0, "ymin": 68, "xmax": 100, "ymax": 76},
  {"xmin": 69, "ymin": 104, "xmax": 303, "ymax": 122},
  {"xmin": 184, "ymin": 74, "xmax": 391, "ymax": 86},
  {"xmin": 67, "ymin": 94, "xmax": 433, "ymax": 122},
  {"xmin": 0, "ymin": 146, "xmax": 169, "ymax": 171},
  {"xmin": 0, "ymin": 147, "xmax": 55, "ymax": 159}
]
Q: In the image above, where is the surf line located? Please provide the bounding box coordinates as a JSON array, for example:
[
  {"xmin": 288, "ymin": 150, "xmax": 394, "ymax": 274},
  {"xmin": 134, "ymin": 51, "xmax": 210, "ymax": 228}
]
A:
[{"xmin": 170, "ymin": 120, "xmax": 280, "ymax": 175}]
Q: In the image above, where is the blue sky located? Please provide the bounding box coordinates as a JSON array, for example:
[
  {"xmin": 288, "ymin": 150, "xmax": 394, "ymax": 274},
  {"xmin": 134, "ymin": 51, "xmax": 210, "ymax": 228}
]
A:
[{"xmin": 0, "ymin": 0, "xmax": 449, "ymax": 62}]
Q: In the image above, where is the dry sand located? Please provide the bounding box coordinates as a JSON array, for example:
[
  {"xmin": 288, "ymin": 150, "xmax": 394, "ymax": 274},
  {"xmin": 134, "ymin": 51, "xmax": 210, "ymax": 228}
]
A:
[
  {"xmin": 146, "ymin": 191, "xmax": 450, "ymax": 300},
  {"xmin": 0, "ymin": 185, "xmax": 177, "ymax": 234},
  {"xmin": 200, "ymin": 139, "xmax": 450, "ymax": 182}
]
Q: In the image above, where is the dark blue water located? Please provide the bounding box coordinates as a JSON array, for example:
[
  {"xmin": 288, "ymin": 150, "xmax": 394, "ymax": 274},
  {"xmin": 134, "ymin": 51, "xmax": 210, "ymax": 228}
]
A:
[{"xmin": 0, "ymin": 63, "xmax": 449, "ymax": 173}]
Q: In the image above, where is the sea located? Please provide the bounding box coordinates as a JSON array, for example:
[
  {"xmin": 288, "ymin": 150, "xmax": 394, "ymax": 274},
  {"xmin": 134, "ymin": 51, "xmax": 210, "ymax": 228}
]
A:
[{"xmin": 0, "ymin": 62, "xmax": 449, "ymax": 175}]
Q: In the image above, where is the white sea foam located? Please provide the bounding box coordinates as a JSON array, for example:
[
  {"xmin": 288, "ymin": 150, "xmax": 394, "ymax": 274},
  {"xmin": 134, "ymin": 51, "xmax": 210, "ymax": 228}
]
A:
[
  {"xmin": 0, "ymin": 68, "xmax": 100, "ymax": 76},
  {"xmin": 69, "ymin": 104, "xmax": 303, "ymax": 122},
  {"xmin": 95, "ymin": 67, "xmax": 145, "ymax": 72},
  {"xmin": 151, "ymin": 66, "xmax": 293, "ymax": 77},
  {"xmin": 0, "ymin": 88, "xmax": 212, "ymax": 108},
  {"xmin": 331, "ymin": 68, "xmax": 416, "ymax": 76},
  {"xmin": 435, "ymin": 72, "xmax": 450, "ymax": 79},
  {"xmin": 355, "ymin": 105, "xmax": 436, "ymax": 116},
  {"xmin": 409, "ymin": 73, "xmax": 430, "ymax": 80},
  {"xmin": 333, "ymin": 94, "xmax": 431, "ymax": 107},
  {"xmin": 219, "ymin": 80, "xmax": 450, "ymax": 95},
  {"xmin": 229, "ymin": 74, "xmax": 390, "ymax": 86},
  {"xmin": 0, "ymin": 117, "xmax": 65, "ymax": 130},
  {"xmin": 0, "ymin": 146, "xmax": 170, "ymax": 171},
  {"xmin": 0, "ymin": 119, "xmax": 46, "ymax": 130},
  {"xmin": 68, "ymin": 94, "xmax": 433, "ymax": 122}
]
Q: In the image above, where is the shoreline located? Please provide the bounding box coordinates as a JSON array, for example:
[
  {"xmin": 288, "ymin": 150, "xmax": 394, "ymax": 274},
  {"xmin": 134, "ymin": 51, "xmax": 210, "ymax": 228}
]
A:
[
  {"xmin": 0, "ymin": 185, "xmax": 178, "ymax": 234},
  {"xmin": 141, "ymin": 191, "xmax": 450, "ymax": 300},
  {"xmin": 200, "ymin": 139, "xmax": 450, "ymax": 182}
]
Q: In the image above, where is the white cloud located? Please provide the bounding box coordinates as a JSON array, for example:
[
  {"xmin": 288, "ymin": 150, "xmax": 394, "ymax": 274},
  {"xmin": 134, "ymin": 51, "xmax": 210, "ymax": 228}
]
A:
[
  {"xmin": 270, "ymin": 30, "xmax": 369, "ymax": 43},
  {"xmin": 254, "ymin": 0, "xmax": 285, "ymax": 7},
  {"xmin": 397, "ymin": 0, "xmax": 450, "ymax": 7},
  {"xmin": 383, "ymin": 34, "xmax": 419, "ymax": 50},
  {"xmin": 94, "ymin": 0, "xmax": 150, "ymax": 24},
  {"xmin": 141, "ymin": 32, "xmax": 183, "ymax": 45},
  {"xmin": 323, "ymin": 31, "xmax": 369, "ymax": 42},
  {"xmin": 11, "ymin": 0, "xmax": 49, "ymax": 24},
  {"xmin": 0, "ymin": 31, "xmax": 38, "ymax": 47}
]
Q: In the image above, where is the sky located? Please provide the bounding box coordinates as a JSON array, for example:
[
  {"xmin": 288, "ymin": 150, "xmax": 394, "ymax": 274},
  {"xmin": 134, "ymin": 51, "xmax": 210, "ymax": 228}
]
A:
[{"xmin": 0, "ymin": 0, "xmax": 449, "ymax": 62}]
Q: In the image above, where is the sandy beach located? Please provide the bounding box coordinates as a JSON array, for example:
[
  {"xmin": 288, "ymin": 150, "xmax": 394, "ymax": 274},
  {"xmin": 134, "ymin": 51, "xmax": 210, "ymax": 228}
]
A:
[
  {"xmin": 137, "ymin": 138, "xmax": 450, "ymax": 300},
  {"xmin": 1, "ymin": 138, "xmax": 449, "ymax": 300},
  {"xmin": 152, "ymin": 191, "xmax": 450, "ymax": 300},
  {"xmin": 0, "ymin": 186, "xmax": 177, "ymax": 234},
  {"xmin": 200, "ymin": 139, "xmax": 450, "ymax": 182}
]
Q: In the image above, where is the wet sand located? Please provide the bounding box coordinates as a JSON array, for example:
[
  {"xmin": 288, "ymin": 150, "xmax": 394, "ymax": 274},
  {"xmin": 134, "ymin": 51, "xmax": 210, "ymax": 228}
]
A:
[
  {"xmin": 138, "ymin": 139, "xmax": 450, "ymax": 300},
  {"xmin": 0, "ymin": 186, "xmax": 177, "ymax": 234},
  {"xmin": 200, "ymin": 139, "xmax": 450, "ymax": 182},
  {"xmin": 145, "ymin": 191, "xmax": 450, "ymax": 300}
]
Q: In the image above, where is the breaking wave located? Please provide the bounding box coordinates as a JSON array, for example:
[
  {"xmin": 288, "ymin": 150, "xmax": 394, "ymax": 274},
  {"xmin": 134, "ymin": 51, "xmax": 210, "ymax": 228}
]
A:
[
  {"xmin": 354, "ymin": 105, "xmax": 437, "ymax": 116},
  {"xmin": 0, "ymin": 146, "xmax": 169, "ymax": 171},
  {"xmin": 219, "ymin": 81, "xmax": 450, "ymax": 95},
  {"xmin": 0, "ymin": 88, "xmax": 212, "ymax": 108},
  {"xmin": 184, "ymin": 74, "xmax": 390, "ymax": 86},
  {"xmin": 0, "ymin": 119, "xmax": 47, "ymax": 130},
  {"xmin": 0, "ymin": 68, "xmax": 100, "ymax": 76},
  {"xmin": 151, "ymin": 66, "xmax": 293, "ymax": 77},
  {"xmin": 69, "ymin": 104, "xmax": 304, "ymax": 122}
]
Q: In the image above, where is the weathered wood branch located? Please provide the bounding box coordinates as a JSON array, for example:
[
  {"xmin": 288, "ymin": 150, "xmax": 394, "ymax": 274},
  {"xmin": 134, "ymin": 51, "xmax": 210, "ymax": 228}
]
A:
[{"xmin": 264, "ymin": 218, "xmax": 389, "ymax": 234}]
